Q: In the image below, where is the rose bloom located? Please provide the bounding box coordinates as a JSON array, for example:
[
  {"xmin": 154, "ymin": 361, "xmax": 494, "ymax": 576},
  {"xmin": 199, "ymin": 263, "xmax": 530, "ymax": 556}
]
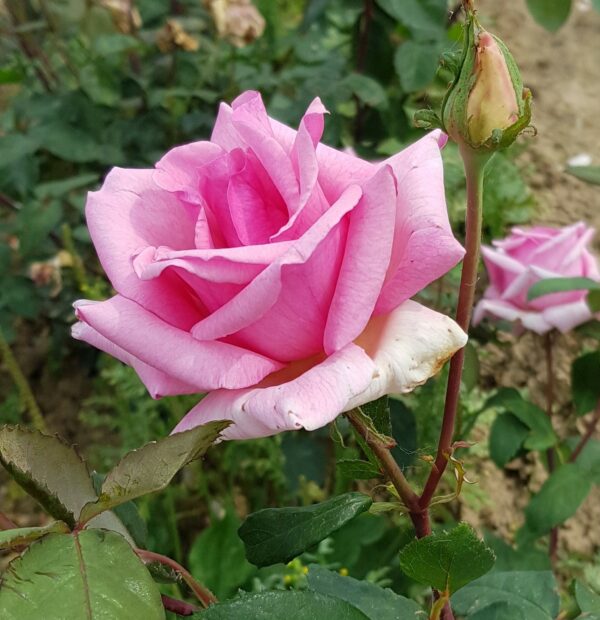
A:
[
  {"xmin": 73, "ymin": 91, "xmax": 466, "ymax": 439},
  {"xmin": 473, "ymin": 222, "xmax": 600, "ymax": 334}
]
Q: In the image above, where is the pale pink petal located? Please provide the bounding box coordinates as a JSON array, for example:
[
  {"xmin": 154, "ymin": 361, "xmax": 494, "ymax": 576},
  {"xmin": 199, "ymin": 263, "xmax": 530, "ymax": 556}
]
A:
[
  {"xmin": 543, "ymin": 301, "xmax": 593, "ymax": 333},
  {"xmin": 173, "ymin": 300, "xmax": 465, "ymax": 440},
  {"xmin": 324, "ymin": 166, "xmax": 397, "ymax": 354},
  {"xmin": 72, "ymin": 321, "xmax": 197, "ymax": 398},
  {"xmin": 473, "ymin": 298, "xmax": 552, "ymax": 334},
  {"xmin": 174, "ymin": 343, "xmax": 375, "ymax": 439},
  {"xmin": 85, "ymin": 168, "xmax": 201, "ymax": 330},
  {"xmin": 74, "ymin": 296, "xmax": 283, "ymax": 390},
  {"xmin": 350, "ymin": 300, "xmax": 467, "ymax": 405},
  {"xmin": 480, "ymin": 245, "xmax": 526, "ymax": 293},
  {"xmin": 374, "ymin": 131, "xmax": 465, "ymax": 315}
]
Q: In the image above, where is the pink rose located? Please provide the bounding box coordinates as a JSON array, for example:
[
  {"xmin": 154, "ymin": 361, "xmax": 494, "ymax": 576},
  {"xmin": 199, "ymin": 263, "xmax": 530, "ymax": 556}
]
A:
[
  {"xmin": 73, "ymin": 91, "xmax": 466, "ymax": 439},
  {"xmin": 473, "ymin": 222, "xmax": 600, "ymax": 334}
]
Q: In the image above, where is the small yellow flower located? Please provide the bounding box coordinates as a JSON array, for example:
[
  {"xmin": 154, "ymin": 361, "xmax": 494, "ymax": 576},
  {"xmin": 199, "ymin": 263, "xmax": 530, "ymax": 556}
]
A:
[{"xmin": 339, "ymin": 568, "xmax": 349, "ymax": 577}]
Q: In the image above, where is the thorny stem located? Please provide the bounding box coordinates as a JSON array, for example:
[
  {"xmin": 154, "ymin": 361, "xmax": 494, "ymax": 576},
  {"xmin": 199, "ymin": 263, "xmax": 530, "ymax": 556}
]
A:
[
  {"xmin": 544, "ymin": 331, "xmax": 559, "ymax": 563},
  {"xmin": 570, "ymin": 400, "xmax": 600, "ymax": 463},
  {"xmin": 420, "ymin": 147, "xmax": 488, "ymax": 510},
  {"xmin": 0, "ymin": 330, "xmax": 49, "ymax": 433},
  {"xmin": 135, "ymin": 548, "xmax": 217, "ymax": 608}
]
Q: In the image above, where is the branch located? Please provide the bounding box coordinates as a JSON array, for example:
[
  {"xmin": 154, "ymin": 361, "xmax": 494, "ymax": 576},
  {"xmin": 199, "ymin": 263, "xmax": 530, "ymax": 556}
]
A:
[
  {"xmin": 161, "ymin": 594, "xmax": 199, "ymax": 616},
  {"xmin": 570, "ymin": 401, "xmax": 600, "ymax": 463}
]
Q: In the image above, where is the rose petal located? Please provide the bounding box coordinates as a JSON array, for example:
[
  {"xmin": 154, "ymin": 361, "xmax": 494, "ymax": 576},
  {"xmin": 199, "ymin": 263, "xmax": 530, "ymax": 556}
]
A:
[
  {"xmin": 72, "ymin": 321, "xmax": 197, "ymax": 398},
  {"xmin": 74, "ymin": 295, "xmax": 284, "ymax": 390},
  {"xmin": 472, "ymin": 298, "xmax": 553, "ymax": 334},
  {"xmin": 374, "ymin": 131, "xmax": 465, "ymax": 314},
  {"xmin": 324, "ymin": 166, "xmax": 397, "ymax": 354},
  {"xmin": 174, "ymin": 300, "xmax": 466, "ymax": 439},
  {"xmin": 543, "ymin": 301, "xmax": 593, "ymax": 333},
  {"xmin": 85, "ymin": 167, "xmax": 201, "ymax": 330},
  {"xmin": 190, "ymin": 184, "xmax": 363, "ymax": 361}
]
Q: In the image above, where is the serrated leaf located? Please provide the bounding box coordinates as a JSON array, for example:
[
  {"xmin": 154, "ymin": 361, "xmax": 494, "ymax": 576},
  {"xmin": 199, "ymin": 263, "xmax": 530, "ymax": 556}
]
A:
[
  {"xmin": 306, "ymin": 564, "xmax": 422, "ymax": 619},
  {"xmin": 399, "ymin": 523, "xmax": 495, "ymax": 594},
  {"xmin": 196, "ymin": 590, "xmax": 369, "ymax": 619},
  {"xmin": 0, "ymin": 425, "xmax": 98, "ymax": 528},
  {"xmin": 337, "ymin": 459, "xmax": 381, "ymax": 481},
  {"xmin": 489, "ymin": 413, "xmax": 529, "ymax": 468},
  {"xmin": 188, "ymin": 508, "xmax": 255, "ymax": 600},
  {"xmin": 524, "ymin": 463, "xmax": 591, "ymax": 537},
  {"xmin": 572, "ymin": 352, "xmax": 600, "ymax": 416},
  {"xmin": 567, "ymin": 166, "xmax": 600, "ymax": 185},
  {"xmin": 238, "ymin": 492, "xmax": 372, "ymax": 567},
  {"xmin": 0, "ymin": 530, "xmax": 165, "ymax": 620},
  {"xmin": 526, "ymin": 0, "xmax": 571, "ymax": 31},
  {"xmin": 451, "ymin": 571, "xmax": 559, "ymax": 620},
  {"xmin": 79, "ymin": 421, "xmax": 228, "ymax": 524},
  {"xmin": 528, "ymin": 277, "xmax": 600, "ymax": 301},
  {"xmin": 0, "ymin": 521, "xmax": 69, "ymax": 550}
]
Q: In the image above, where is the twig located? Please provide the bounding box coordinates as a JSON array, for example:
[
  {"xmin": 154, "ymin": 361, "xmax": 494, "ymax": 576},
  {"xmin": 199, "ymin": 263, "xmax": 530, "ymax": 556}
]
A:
[
  {"xmin": 570, "ymin": 401, "xmax": 600, "ymax": 463},
  {"xmin": 135, "ymin": 548, "xmax": 217, "ymax": 608},
  {"xmin": 161, "ymin": 594, "xmax": 199, "ymax": 616},
  {"xmin": 353, "ymin": 0, "xmax": 374, "ymax": 143},
  {"xmin": 0, "ymin": 330, "xmax": 49, "ymax": 433}
]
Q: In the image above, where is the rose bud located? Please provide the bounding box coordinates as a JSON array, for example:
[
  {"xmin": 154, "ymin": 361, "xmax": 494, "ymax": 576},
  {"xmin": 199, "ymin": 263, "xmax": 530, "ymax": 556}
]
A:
[{"xmin": 440, "ymin": 8, "xmax": 532, "ymax": 152}]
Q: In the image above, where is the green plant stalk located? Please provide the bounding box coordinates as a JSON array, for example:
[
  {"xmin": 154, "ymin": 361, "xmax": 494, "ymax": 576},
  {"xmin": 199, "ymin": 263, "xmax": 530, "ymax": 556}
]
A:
[
  {"xmin": 0, "ymin": 330, "xmax": 48, "ymax": 434},
  {"xmin": 570, "ymin": 400, "xmax": 600, "ymax": 462},
  {"xmin": 419, "ymin": 147, "xmax": 489, "ymax": 514}
]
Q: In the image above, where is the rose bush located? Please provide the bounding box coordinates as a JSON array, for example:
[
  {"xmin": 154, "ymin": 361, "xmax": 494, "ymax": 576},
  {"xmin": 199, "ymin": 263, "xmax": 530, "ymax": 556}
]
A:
[
  {"xmin": 473, "ymin": 222, "xmax": 600, "ymax": 334},
  {"xmin": 73, "ymin": 91, "xmax": 466, "ymax": 439}
]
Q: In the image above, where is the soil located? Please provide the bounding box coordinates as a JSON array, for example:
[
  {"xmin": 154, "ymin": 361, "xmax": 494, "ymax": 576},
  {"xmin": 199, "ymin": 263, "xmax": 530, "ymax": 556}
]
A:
[{"xmin": 462, "ymin": 0, "xmax": 600, "ymax": 558}]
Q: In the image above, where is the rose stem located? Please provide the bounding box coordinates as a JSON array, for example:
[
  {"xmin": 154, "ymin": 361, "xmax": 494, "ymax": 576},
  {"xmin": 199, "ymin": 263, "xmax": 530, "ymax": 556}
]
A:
[
  {"xmin": 419, "ymin": 147, "xmax": 488, "ymax": 513},
  {"xmin": 135, "ymin": 548, "xmax": 217, "ymax": 608},
  {"xmin": 346, "ymin": 410, "xmax": 424, "ymax": 522},
  {"xmin": 570, "ymin": 399, "xmax": 600, "ymax": 462},
  {"xmin": 161, "ymin": 594, "xmax": 199, "ymax": 616},
  {"xmin": 0, "ymin": 329, "xmax": 49, "ymax": 434},
  {"xmin": 353, "ymin": 0, "xmax": 374, "ymax": 143},
  {"xmin": 543, "ymin": 331, "xmax": 559, "ymax": 563}
]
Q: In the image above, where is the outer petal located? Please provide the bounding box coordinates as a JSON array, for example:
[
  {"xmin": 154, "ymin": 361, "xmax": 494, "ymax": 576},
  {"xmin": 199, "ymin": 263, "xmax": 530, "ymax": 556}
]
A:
[
  {"xmin": 86, "ymin": 168, "xmax": 201, "ymax": 330},
  {"xmin": 472, "ymin": 298, "xmax": 552, "ymax": 334},
  {"xmin": 543, "ymin": 301, "xmax": 593, "ymax": 333},
  {"xmin": 72, "ymin": 321, "xmax": 197, "ymax": 398},
  {"xmin": 74, "ymin": 295, "xmax": 283, "ymax": 390},
  {"xmin": 173, "ymin": 300, "xmax": 466, "ymax": 440},
  {"xmin": 374, "ymin": 131, "xmax": 465, "ymax": 315},
  {"xmin": 173, "ymin": 343, "xmax": 375, "ymax": 439},
  {"xmin": 324, "ymin": 166, "xmax": 397, "ymax": 354}
]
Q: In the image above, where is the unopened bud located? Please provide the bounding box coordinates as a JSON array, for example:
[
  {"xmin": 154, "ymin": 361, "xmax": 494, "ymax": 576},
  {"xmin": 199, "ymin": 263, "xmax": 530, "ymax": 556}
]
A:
[{"xmin": 441, "ymin": 10, "xmax": 532, "ymax": 151}]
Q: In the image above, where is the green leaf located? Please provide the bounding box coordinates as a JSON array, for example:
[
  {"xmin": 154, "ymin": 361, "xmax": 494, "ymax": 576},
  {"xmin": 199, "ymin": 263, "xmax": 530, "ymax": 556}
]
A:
[
  {"xmin": 394, "ymin": 40, "xmax": 442, "ymax": 92},
  {"xmin": 567, "ymin": 166, "xmax": 600, "ymax": 185},
  {"xmin": 0, "ymin": 425, "xmax": 99, "ymax": 528},
  {"xmin": 188, "ymin": 508, "xmax": 255, "ymax": 600},
  {"xmin": 337, "ymin": 459, "xmax": 381, "ymax": 481},
  {"xmin": 0, "ymin": 521, "xmax": 70, "ymax": 550},
  {"xmin": 489, "ymin": 413, "xmax": 529, "ymax": 468},
  {"xmin": 526, "ymin": 0, "xmax": 571, "ymax": 31},
  {"xmin": 238, "ymin": 492, "xmax": 373, "ymax": 567},
  {"xmin": 360, "ymin": 396, "xmax": 392, "ymax": 437},
  {"xmin": 572, "ymin": 352, "xmax": 600, "ymax": 416},
  {"xmin": 527, "ymin": 277, "xmax": 600, "ymax": 301},
  {"xmin": 524, "ymin": 463, "xmax": 592, "ymax": 537},
  {"xmin": 0, "ymin": 134, "xmax": 40, "ymax": 168},
  {"xmin": 34, "ymin": 173, "xmax": 99, "ymax": 199},
  {"xmin": 196, "ymin": 590, "xmax": 369, "ymax": 619},
  {"xmin": 569, "ymin": 438, "xmax": 600, "ymax": 483},
  {"xmin": 79, "ymin": 421, "xmax": 228, "ymax": 524},
  {"xmin": 0, "ymin": 530, "xmax": 165, "ymax": 619},
  {"xmin": 484, "ymin": 389, "xmax": 556, "ymax": 451},
  {"xmin": 468, "ymin": 601, "xmax": 527, "ymax": 619},
  {"xmin": 342, "ymin": 74, "xmax": 388, "ymax": 109},
  {"xmin": 306, "ymin": 564, "xmax": 422, "ymax": 619},
  {"xmin": 399, "ymin": 523, "xmax": 495, "ymax": 594},
  {"xmin": 484, "ymin": 533, "xmax": 551, "ymax": 572},
  {"xmin": 576, "ymin": 581, "xmax": 600, "ymax": 614},
  {"xmin": 376, "ymin": 0, "xmax": 447, "ymax": 36},
  {"xmin": 451, "ymin": 571, "xmax": 559, "ymax": 619}
]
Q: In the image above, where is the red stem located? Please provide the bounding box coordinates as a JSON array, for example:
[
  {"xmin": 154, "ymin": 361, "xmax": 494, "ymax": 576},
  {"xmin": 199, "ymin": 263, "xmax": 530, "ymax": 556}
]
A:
[
  {"xmin": 135, "ymin": 548, "xmax": 217, "ymax": 608},
  {"xmin": 161, "ymin": 594, "xmax": 199, "ymax": 616},
  {"xmin": 0, "ymin": 511, "xmax": 17, "ymax": 530},
  {"xmin": 419, "ymin": 148, "xmax": 486, "ymax": 510}
]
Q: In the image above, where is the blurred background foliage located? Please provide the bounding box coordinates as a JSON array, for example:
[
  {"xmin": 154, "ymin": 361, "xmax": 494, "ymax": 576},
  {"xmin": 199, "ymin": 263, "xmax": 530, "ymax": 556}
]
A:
[{"xmin": 4, "ymin": 0, "xmax": 589, "ymax": 609}]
